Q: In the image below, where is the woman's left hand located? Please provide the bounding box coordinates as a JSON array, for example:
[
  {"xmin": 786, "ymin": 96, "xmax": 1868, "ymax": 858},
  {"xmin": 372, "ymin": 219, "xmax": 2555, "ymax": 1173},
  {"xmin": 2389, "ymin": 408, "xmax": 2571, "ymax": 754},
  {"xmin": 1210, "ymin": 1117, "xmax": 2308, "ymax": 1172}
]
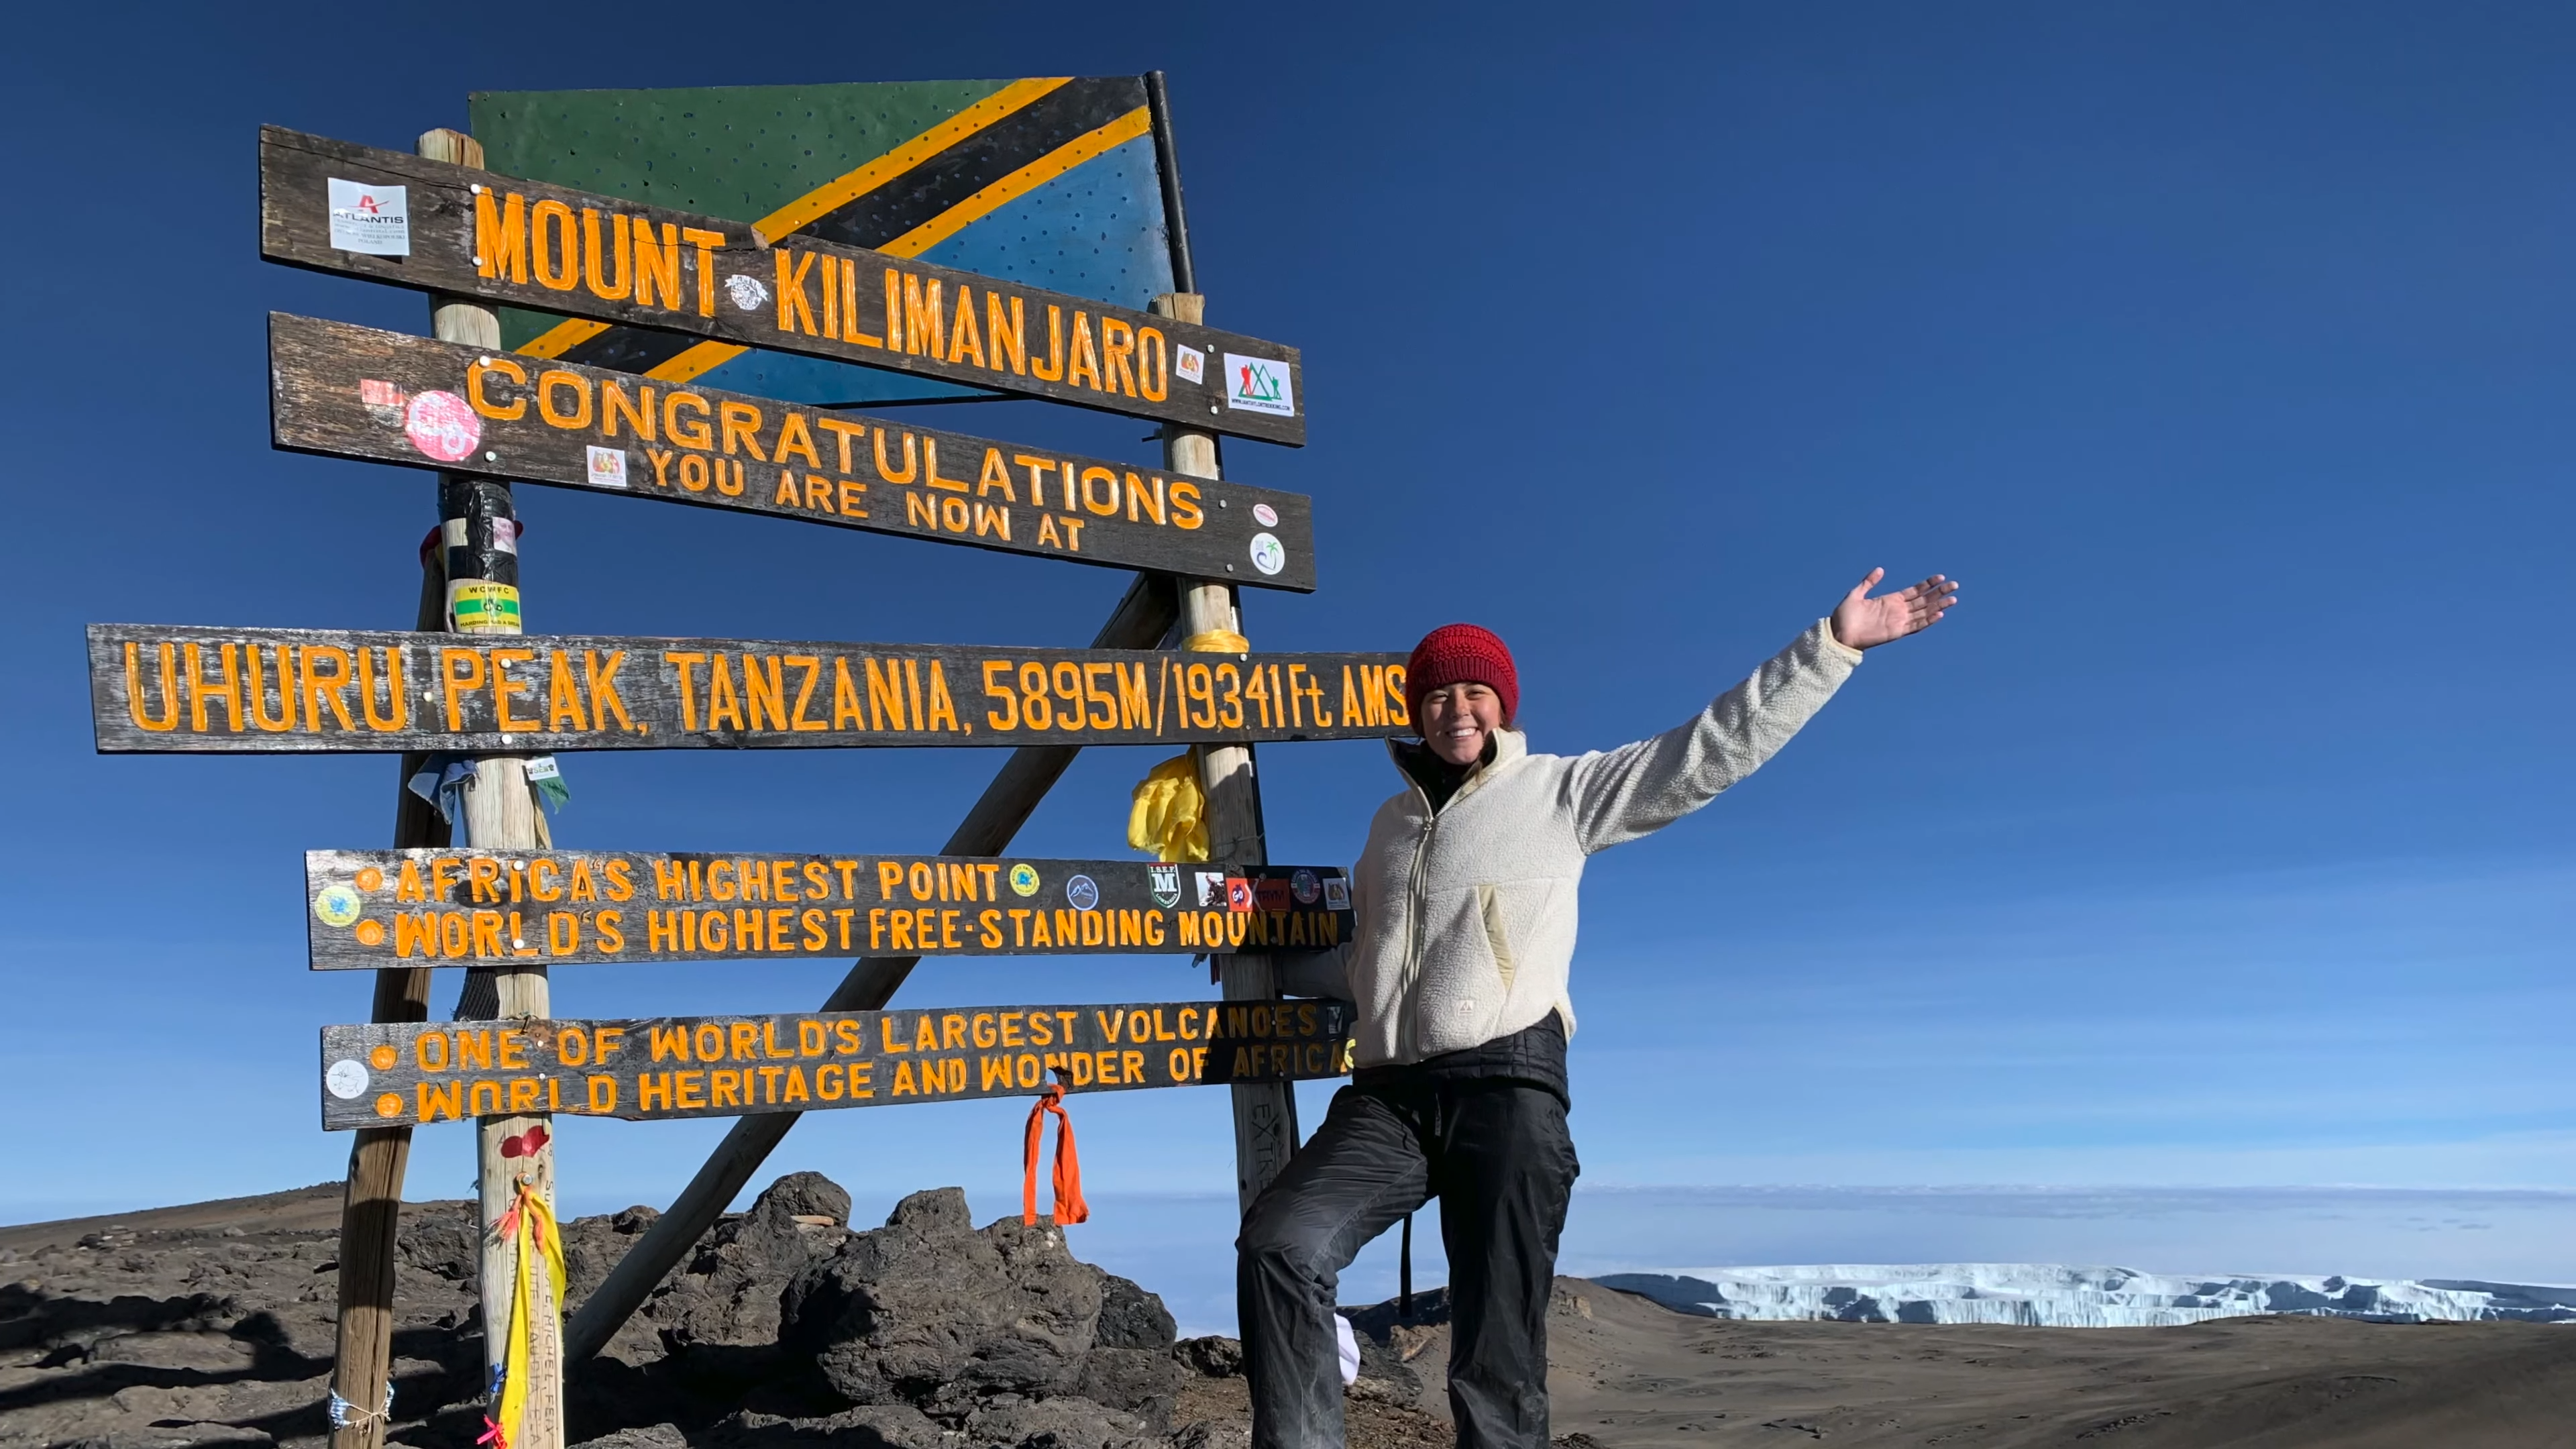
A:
[{"xmin": 1830, "ymin": 568, "xmax": 1959, "ymax": 651}]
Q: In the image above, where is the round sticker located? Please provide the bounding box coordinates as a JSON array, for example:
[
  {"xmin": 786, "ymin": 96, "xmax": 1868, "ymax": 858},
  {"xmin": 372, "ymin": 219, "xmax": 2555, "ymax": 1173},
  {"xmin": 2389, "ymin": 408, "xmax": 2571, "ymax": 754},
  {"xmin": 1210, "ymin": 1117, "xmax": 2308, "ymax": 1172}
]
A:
[
  {"xmin": 354, "ymin": 866, "xmax": 384, "ymax": 892},
  {"xmin": 1248, "ymin": 533, "xmax": 1286, "ymax": 576},
  {"xmin": 1065, "ymin": 874, "xmax": 1101, "ymax": 911},
  {"xmin": 374, "ymin": 1093, "xmax": 405, "ymax": 1119},
  {"xmin": 725, "ymin": 274, "xmax": 771, "ymax": 311},
  {"xmin": 354, "ymin": 920, "xmax": 386, "ymax": 945},
  {"xmin": 325, "ymin": 1059, "xmax": 370, "ymax": 1099},
  {"xmin": 404, "ymin": 390, "xmax": 482, "ymax": 463},
  {"xmin": 1252, "ymin": 502, "xmax": 1279, "ymax": 527},
  {"xmin": 368, "ymin": 1044, "xmax": 399, "ymax": 1071},
  {"xmin": 313, "ymin": 884, "xmax": 364, "ymax": 928},
  {"xmin": 1291, "ymin": 868, "xmax": 1320, "ymax": 905},
  {"xmin": 1009, "ymin": 863, "xmax": 1041, "ymax": 898}
]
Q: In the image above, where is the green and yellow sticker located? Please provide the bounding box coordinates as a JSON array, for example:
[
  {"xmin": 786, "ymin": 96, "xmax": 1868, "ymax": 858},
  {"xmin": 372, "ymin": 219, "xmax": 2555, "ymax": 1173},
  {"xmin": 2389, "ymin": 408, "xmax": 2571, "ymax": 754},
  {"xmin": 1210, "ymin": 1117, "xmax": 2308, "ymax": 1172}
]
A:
[{"xmin": 447, "ymin": 581, "xmax": 522, "ymax": 634}]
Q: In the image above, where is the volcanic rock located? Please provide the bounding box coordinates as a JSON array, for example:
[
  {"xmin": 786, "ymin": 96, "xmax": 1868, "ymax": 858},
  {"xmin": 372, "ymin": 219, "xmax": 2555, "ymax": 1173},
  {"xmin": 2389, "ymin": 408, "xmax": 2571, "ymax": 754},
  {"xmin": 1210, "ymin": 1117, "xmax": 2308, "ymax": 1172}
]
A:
[
  {"xmin": 0, "ymin": 1177, "xmax": 1198, "ymax": 1449},
  {"xmin": 782, "ymin": 1187, "xmax": 1105, "ymax": 1405}
]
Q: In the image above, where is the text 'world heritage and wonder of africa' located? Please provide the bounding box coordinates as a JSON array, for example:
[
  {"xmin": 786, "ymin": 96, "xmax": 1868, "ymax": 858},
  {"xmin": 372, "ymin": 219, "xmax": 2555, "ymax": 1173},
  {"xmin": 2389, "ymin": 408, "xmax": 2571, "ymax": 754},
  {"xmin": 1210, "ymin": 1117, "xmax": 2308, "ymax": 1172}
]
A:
[{"xmin": 317, "ymin": 998, "xmax": 1356, "ymax": 1129}]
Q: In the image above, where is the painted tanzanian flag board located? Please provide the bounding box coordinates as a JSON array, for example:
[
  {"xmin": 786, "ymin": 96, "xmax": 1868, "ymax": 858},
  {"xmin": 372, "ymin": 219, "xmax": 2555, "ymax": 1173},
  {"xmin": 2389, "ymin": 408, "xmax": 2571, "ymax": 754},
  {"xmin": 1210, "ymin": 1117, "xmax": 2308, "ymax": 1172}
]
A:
[{"xmin": 469, "ymin": 78, "xmax": 1182, "ymax": 409}]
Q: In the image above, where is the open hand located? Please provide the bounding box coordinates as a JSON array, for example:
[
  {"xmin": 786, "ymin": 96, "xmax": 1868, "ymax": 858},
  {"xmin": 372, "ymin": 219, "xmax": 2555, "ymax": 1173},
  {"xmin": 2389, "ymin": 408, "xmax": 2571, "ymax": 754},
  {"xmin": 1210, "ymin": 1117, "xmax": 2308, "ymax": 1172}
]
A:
[{"xmin": 1831, "ymin": 569, "xmax": 1958, "ymax": 651}]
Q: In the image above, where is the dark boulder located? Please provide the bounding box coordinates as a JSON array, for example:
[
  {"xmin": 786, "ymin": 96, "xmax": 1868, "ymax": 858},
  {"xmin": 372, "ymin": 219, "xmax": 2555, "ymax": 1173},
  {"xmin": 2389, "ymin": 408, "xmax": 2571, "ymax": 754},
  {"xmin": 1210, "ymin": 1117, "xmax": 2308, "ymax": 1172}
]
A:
[
  {"xmin": 1075, "ymin": 1274, "xmax": 1184, "ymax": 1430},
  {"xmin": 645, "ymin": 1173, "xmax": 855, "ymax": 1357},
  {"xmin": 783, "ymin": 1189, "xmax": 1103, "ymax": 1407},
  {"xmin": 1174, "ymin": 1336, "xmax": 1243, "ymax": 1379},
  {"xmin": 1095, "ymin": 1273, "xmax": 1177, "ymax": 1349}
]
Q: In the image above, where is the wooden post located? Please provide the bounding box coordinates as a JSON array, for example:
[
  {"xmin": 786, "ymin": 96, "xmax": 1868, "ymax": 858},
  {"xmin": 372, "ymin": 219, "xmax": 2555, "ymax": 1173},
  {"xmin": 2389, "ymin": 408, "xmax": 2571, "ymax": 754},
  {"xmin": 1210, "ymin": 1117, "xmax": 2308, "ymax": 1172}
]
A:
[
  {"xmin": 1153, "ymin": 291, "xmax": 1301, "ymax": 1212},
  {"xmin": 559, "ymin": 574, "xmax": 1179, "ymax": 1364},
  {"xmin": 326, "ymin": 537, "xmax": 447, "ymax": 1449},
  {"xmin": 398, "ymin": 126, "xmax": 564, "ymax": 1449}
]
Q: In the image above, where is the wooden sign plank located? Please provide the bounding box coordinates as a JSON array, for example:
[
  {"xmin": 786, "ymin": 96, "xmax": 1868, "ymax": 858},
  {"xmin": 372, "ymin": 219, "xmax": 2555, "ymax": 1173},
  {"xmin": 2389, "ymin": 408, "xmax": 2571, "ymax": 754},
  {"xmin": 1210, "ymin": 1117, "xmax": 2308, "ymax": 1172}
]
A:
[
  {"xmin": 92, "ymin": 625, "xmax": 1409, "ymax": 754},
  {"xmin": 259, "ymin": 126, "xmax": 1306, "ymax": 447},
  {"xmin": 317, "ymin": 998, "xmax": 1356, "ymax": 1130},
  {"xmin": 303, "ymin": 849, "xmax": 1356, "ymax": 970},
  {"xmin": 269, "ymin": 313, "xmax": 1318, "ymax": 591}
]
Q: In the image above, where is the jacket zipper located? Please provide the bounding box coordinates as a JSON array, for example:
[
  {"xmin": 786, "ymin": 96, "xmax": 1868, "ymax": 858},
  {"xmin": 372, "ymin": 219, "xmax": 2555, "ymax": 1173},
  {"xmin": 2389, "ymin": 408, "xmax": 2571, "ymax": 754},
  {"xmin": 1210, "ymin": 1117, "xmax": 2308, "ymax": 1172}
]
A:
[
  {"xmin": 1397, "ymin": 809, "xmax": 1438, "ymax": 1061},
  {"xmin": 1386, "ymin": 739, "xmax": 1511, "ymax": 1061}
]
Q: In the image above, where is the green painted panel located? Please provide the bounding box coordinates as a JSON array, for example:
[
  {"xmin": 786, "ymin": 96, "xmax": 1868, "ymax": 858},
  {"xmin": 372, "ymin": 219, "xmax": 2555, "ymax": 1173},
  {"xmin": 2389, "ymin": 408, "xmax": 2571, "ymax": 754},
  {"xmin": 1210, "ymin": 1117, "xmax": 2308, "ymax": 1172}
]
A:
[{"xmin": 467, "ymin": 80, "xmax": 1014, "ymax": 221}]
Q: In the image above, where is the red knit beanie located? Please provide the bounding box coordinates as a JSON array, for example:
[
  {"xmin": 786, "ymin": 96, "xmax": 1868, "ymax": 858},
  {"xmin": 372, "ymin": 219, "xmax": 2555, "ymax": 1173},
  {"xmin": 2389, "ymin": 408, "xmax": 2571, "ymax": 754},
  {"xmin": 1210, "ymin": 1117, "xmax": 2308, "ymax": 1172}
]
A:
[{"xmin": 1406, "ymin": 624, "xmax": 1518, "ymax": 727}]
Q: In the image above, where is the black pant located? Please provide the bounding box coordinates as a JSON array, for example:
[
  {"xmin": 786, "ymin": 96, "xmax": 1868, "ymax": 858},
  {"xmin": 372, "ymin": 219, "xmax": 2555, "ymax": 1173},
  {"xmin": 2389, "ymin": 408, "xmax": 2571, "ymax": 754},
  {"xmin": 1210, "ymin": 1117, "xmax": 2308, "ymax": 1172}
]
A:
[{"xmin": 1237, "ymin": 1077, "xmax": 1578, "ymax": 1449}]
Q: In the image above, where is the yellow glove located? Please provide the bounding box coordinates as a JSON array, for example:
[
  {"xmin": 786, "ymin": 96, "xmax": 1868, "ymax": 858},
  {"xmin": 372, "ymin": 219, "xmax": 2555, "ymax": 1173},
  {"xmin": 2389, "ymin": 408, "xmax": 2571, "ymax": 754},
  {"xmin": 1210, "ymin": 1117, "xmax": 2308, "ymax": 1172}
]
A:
[{"xmin": 1128, "ymin": 753, "xmax": 1211, "ymax": 863}]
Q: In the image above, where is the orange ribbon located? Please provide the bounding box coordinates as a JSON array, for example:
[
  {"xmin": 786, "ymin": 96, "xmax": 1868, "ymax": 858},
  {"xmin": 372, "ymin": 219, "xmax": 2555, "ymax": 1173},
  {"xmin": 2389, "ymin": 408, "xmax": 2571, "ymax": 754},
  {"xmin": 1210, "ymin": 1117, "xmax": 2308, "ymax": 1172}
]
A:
[{"xmin": 1021, "ymin": 1083, "xmax": 1089, "ymax": 1226}]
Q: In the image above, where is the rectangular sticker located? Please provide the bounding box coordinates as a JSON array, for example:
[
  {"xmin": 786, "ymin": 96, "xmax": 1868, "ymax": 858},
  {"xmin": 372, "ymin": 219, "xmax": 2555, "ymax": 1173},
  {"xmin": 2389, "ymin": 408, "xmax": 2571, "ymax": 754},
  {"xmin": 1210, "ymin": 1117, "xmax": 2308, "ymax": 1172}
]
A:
[
  {"xmin": 585, "ymin": 445, "xmax": 629, "ymax": 488},
  {"xmin": 327, "ymin": 178, "xmax": 409, "ymax": 256},
  {"xmin": 1223, "ymin": 353, "xmax": 1296, "ymax": 418},
  {"xmin": 1175, "ymin": 345, "xmax": 1205, "ymax": 384}
]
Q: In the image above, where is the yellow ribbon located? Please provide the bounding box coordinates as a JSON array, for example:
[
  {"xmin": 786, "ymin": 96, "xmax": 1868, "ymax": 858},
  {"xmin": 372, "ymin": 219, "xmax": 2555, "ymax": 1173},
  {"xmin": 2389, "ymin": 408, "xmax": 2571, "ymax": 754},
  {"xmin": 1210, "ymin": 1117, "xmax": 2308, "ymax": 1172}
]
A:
[
  {"xmin": 1124, "ymin": 628, "xmax": 1250, "ymax": 861},
  {"xmin": 482, "ymin": 1182, "xmax": 566, "ymax": 1449},
  {"xmin": 1128, "ymin": 754, "xmax": 1210, "ymax": 863}
]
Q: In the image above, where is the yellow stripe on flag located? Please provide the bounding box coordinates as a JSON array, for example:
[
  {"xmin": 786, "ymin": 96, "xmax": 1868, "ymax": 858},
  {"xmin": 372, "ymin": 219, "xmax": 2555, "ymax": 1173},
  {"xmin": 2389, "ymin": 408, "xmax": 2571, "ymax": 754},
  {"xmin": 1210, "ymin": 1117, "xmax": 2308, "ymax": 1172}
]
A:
[
  {"xmin": 648, "ymin": 339, "xmax": 747, "ymax": 384},
  {"xmin": 753, "ymin": 77, "xmax": 1073, "ymax": 241},
  {"xmin": 515, "ymin": 319, "xmax": 611, "ymax": 360},
  {"xmin": 881, "ymin": 107, "xmax": 1155, "ymax": 260}
]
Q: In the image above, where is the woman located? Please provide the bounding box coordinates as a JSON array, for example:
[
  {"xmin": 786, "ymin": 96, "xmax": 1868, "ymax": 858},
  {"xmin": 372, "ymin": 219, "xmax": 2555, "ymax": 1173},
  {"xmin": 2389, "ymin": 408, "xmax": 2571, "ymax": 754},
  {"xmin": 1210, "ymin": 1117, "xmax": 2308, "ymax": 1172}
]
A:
[{"xmin": 1241, "ymin": 569, "xmax": 1959, "ymax": 1449}]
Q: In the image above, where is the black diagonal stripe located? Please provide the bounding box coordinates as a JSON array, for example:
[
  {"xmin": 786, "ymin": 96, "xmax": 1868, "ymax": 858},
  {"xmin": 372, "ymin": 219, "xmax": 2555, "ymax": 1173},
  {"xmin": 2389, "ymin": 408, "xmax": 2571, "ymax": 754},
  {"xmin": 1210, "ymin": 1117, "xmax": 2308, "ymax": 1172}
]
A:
[
  {"xmin": 797, "ymin": 75, "xmax": 1148, "ymax": 250},
  {"xmin": 557, "ymin": 324, "xmax": 703, "ymax": 374},
  {"xmin": 546, "ymin": 76, "xmax": 1148, "ymax": 375}
]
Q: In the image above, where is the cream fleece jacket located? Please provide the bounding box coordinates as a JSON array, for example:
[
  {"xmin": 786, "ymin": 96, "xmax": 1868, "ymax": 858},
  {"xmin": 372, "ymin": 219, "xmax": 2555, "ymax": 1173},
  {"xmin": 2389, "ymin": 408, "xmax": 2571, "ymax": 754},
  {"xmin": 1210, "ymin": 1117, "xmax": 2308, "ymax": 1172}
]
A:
[{"xmin": 1321, "ymin": 619, "xmax": 1863, "ymax": 1069}]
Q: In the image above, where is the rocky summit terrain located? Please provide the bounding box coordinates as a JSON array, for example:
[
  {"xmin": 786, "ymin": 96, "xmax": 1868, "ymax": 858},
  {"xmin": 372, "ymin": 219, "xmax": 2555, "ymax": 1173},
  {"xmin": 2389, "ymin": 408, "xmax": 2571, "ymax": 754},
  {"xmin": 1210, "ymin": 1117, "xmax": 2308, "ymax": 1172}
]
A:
[
  {"xmin": 12, "ymin": 1178, "xmax": 2576, "ymax": 1448},
  {"xmin": 0, "ymin": 1176, "xmax": 1442, "ymax": 1449}
]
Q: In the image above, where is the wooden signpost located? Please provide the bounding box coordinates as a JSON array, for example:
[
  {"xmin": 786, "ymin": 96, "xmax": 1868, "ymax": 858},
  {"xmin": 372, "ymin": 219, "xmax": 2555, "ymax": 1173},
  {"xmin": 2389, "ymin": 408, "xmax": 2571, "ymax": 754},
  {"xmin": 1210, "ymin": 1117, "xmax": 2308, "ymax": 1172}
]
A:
[
  {"xmin": 88, "ymin": 76, "xmax": 1363, "ymax": 1449},
  {"xmin": 303, "ymin": 848, "xmax": 1355, "ymax": 969},
  {"xmin": 258, "ymin": 126, "xmax": 1307, "ymax": 445},
  {"xmin": 91, "ymin": 624, "xmax": 1407, "ymax": 753},
  {"xmin": 318, "ymin": 998, "xmax": 1356, "ymax": 1129},
  {"xmin": 269, "ymin": 313, "xmax": 1320, "ymax": 590}
]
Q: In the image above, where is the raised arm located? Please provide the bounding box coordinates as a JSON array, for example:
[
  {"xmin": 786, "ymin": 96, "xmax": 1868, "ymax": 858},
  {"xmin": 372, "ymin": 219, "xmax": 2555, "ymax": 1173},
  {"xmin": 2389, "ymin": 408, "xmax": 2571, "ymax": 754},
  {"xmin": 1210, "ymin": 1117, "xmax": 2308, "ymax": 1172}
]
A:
[{"xmin": 1566, "ymin": 571, "xmax": 1955, "ymax": 853}]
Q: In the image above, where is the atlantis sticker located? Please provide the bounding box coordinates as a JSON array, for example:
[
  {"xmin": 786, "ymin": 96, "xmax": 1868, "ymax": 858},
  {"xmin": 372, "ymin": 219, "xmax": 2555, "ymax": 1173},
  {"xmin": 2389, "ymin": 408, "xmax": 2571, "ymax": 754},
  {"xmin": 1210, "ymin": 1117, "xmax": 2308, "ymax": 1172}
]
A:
[{"xmin": 327, "ymin": 178, "xmax": 410, "ymax": 256}]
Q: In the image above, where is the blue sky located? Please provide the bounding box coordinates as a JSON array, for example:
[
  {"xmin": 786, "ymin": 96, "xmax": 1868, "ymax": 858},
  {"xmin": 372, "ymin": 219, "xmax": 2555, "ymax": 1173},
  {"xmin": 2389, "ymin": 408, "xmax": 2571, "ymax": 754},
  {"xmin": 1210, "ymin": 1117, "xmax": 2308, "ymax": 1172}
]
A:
[{"xmin": 5, "ymin": 1, "xmax": 2575, "ymax": 1292}]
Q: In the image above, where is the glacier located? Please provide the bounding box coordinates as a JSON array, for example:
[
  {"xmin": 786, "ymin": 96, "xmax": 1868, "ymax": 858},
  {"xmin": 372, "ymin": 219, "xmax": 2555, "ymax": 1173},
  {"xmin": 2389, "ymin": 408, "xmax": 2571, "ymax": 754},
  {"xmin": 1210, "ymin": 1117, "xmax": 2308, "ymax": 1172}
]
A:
[{"xmin": 1591, "ymin": 1265, "xmax": 2576, "ymax": 1328}]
